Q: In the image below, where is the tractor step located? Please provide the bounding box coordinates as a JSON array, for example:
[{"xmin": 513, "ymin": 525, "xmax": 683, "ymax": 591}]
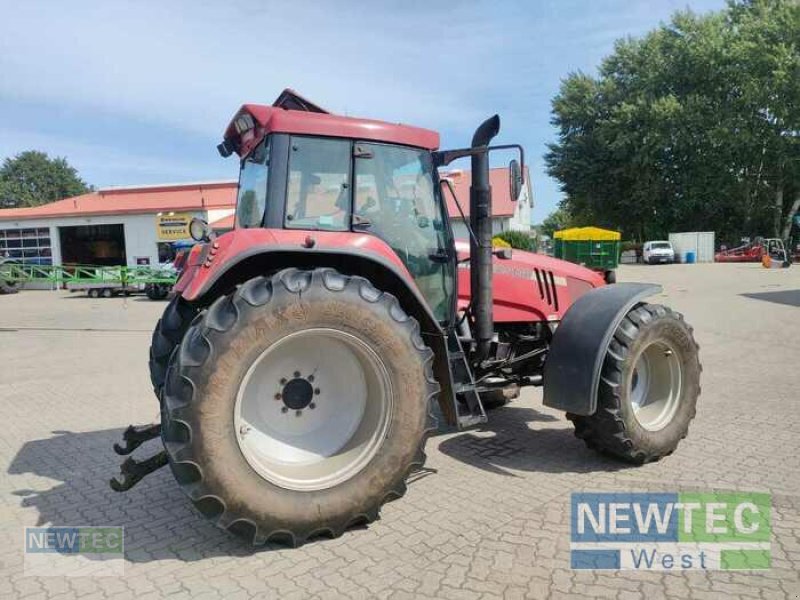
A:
[{"xmin": 446, "ymin": 331, "xmax": 487, "ymax": 429}]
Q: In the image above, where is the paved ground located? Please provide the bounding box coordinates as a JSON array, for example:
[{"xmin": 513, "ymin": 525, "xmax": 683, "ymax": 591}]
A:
[{"xmin": 1, "ymin": 263, "xmax": 799, "ymax": 599}]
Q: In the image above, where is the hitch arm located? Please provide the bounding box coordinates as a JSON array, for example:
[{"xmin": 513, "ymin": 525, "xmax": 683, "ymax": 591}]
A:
[
  {"xmin": 110, "ymin": 451, "xmax": 168, "ymax": 492},
  {"xmin": 113, "ymin": 423, "xmax": 162, "ymax": 455}
]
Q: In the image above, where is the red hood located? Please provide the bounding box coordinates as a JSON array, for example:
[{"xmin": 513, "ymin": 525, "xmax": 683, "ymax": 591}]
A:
[{"xmin": 454, "ymin": 240, "xmax": 605, "ymax": 287}]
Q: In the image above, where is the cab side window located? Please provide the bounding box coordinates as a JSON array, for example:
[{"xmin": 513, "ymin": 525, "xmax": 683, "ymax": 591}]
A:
[
  {"xmin": 236, "ymin": 139, "xmax": 270, "ymax": 229},
  {"xmin": 285, "ymin": 137, "xmax": 351, "ymax": 231}
]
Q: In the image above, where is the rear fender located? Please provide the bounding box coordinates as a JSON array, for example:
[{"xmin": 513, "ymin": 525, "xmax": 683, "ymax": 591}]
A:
[
  {"xmin": 542, "ymin": 283, "xmax": 662, "ymax": 415},
  {"xmin": 179, "ymin": 245, "xmax": 457, "ymax": 425}
]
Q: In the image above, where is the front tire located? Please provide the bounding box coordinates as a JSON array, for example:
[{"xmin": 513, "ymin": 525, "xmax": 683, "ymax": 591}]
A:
[
  {"xmin": 161, "ymin": 268, "xmax": 438, "ymax": 545},
  {"xmin": 149, "ymin": 296, "xmax": 197, "ymax": 399},
  {"xmin": 568, "ymin": 303, "xmax": 700, "ymax": 463}
]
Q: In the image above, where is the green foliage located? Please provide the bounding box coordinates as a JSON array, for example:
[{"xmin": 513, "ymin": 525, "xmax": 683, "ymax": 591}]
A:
[
  {"xmin": 494, "ymin": 229, "xmax": 535, "ymax": 251},
  {"xmin": 545, "ymin": 0, "xmax": 800, "ymax": 243},
  {"xmin": 539, "ymin": 205, "xmax": 582, "ymax": 238},
  {"xmin": 0, "ymin": 151, "xmax": 92, "ymax": 208}
]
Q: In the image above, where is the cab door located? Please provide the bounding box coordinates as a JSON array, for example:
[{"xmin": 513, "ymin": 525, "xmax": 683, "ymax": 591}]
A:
[{"xmin": 353, "ymin": 142, "xmax": 456, "ymax": 324}]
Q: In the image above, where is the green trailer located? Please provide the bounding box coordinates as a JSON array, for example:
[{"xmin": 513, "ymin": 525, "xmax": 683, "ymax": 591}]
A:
[
  {"xmin": 0, "ymin": 259, "xmax": 178, "ymax": 298},
  {"xmin": 553, "ymin": 226, "xmax": 621, "ymax": 284}
]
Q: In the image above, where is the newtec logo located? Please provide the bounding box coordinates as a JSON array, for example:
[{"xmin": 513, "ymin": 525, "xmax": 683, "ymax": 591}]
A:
[
  {"xmin": 570, "ymin": 493, "xmax": 770, "ymax": 570},
  {"xmin": 24, "ymin": 527, "xmax": 124, "ymax": 576}
]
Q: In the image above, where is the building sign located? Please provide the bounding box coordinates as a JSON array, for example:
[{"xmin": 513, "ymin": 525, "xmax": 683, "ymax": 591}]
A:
[{"xmin": 156, "ymin": 213, "xmax": 193, "ymax": 241}]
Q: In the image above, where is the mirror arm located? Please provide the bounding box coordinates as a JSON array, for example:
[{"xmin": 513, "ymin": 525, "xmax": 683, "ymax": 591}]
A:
[{"xmin": 433, "ymin": 143, "xmax": 525, "ymax": 181}]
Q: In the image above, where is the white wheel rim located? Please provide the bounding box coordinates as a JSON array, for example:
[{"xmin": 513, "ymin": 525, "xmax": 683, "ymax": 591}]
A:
[
  {"xmin": 234, "ymin": 328, "xmax": 393, "ymax": 491},
  {"xmin": 630, "ymin": 340, "xmax": 682, "ymax": 431}
]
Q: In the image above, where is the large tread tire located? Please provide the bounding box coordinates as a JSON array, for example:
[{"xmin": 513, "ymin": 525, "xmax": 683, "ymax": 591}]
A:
[
  {"xmin": 161, "ymin": 268, "xmax": 439, "ymax": 546},
  {"xmin": 567, "ymin": 303, "xmax": 701, "ymax": 463},
  {"xmin": 149, "ymin": 296, "xmax": 198, "ymax": 399}
]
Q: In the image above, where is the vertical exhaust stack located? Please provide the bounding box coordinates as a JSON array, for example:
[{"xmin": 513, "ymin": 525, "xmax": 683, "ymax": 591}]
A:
[{"xmin": 470, "ymin": 115, "xmax": 501, "ymax": 360}]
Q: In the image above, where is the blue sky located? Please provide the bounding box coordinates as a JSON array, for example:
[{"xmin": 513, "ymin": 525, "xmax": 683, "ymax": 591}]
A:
[{"xmin": 0, "ymin": 0, "xmax": 725, "ymax": 222}]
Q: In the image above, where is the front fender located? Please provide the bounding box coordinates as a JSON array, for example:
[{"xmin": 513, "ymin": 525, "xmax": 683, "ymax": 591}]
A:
[{"xmin": 542, "ymin": 282, "xmax": 661, "ymax": 415}]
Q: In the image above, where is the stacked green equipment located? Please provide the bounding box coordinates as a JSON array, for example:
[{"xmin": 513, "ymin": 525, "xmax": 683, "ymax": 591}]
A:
[{"xmin": 553, "ymin": 226, "xmax": 621, "ymax": 284}]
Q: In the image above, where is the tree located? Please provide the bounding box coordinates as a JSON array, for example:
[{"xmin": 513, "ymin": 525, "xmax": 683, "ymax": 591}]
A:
[
  {"xmin": 539, "ymin": 206, "xmax": 577, "ymax": 238},
  {"xmin": 545, "ymin": 0, "xmax": 800, "ymax": 244},
  {"xmin": 0, "ymin": 151, "xmax": 92, "ymax": 208}
]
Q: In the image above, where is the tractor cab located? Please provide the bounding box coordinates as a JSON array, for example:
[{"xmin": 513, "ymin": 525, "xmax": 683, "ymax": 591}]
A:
[{"xmin": 231, "ymin": 128, "xmax": 456, "ymax": 321}]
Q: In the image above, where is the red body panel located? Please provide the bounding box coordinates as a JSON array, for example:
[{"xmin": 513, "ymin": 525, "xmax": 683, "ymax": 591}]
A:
[
  {"xmin": 454, "ymin": 240, "xmax": 604, "ymax": 322},
  {"xmin": 226, "ymin": 105, "xmax": 440, "ymax": 157},
  {"xmin": 176, "ymin": 230, "xmax": 604, "ymax": 323}
]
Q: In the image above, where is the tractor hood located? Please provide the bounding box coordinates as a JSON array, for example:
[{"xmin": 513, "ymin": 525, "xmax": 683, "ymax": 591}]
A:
[{"xmin": 454, "ymin": 240, "xmax": 605, "ymax": 287}]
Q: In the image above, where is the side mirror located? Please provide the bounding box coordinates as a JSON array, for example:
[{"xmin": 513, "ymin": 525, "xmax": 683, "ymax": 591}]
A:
[
  {"xmin": 509, "ymin": 159, "xmax": 524, "ymax": 201},
  {"xmin": 189, "ymin": 217, "xmax": 216, "ymax": 243}
]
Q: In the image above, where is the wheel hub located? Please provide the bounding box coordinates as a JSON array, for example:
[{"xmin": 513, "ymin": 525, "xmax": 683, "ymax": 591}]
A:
[
  {"xmin": 234, "ymin": 328, "xmax": 392, "ymax": 491},
  {"xmin": 281, "ymin": 377, "xmax": 314, "ymax": 410},
  {"xmin": 630, "ymin": 340, "xmax": 682, "ymax": 431}
]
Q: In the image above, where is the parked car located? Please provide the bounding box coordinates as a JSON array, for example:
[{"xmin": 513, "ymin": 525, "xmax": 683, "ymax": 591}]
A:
[{"xmin": 643, "ymin": 240, "xmax": 675, "ymax": 264}]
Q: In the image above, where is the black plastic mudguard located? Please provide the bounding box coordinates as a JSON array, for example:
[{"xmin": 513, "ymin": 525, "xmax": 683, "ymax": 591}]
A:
[{"xmin": 542, "ymin": 282, "xmax": 661, "ymax": 416}]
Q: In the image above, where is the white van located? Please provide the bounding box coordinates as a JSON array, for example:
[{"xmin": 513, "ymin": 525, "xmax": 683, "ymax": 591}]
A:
[{"xmin": 643, "ymin": 241, "xmax": 675, "ymax": 264}]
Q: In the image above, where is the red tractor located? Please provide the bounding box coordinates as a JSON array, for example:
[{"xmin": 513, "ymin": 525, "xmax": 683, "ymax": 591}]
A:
[{"xmin": 111, "ymin": 90, "xmax": 701, "ymax": 546}]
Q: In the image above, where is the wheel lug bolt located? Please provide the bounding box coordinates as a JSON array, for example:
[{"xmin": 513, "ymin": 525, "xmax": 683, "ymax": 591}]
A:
[
  {"xmin": 281, "ymin": 407, "xmax": 288, "ymax": 414},
  {"xmin": 274, "ymin": 393, "xmax": 282, "ymax": 400},
  {"xmin": 309, "ymin": 402, "xmax": 316, "ymax": 410},
  {"xmin": 314, "ymin": 388, "xmax": 321, "ymax": 395},
  {"xmin": 280, "ymin": 378, "xmax": 287, "ymax": 385},
  {"xmin": 295, "ymin": 410, "xmax": 302, "ymax": 417},
  {"xmin": 293, "ymin": 371, "xmax": 301, "ymax": 378},
  {"xmin": 308, "ymin": 375, "xmax": 314, "ymax": 382}
]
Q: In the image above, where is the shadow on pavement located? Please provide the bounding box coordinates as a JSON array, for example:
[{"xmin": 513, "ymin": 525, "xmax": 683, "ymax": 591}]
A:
[
  {"xmin": 8, "ymin": 428, "xmax": 262, "ymax": 562},
  {"xmin": 437, "ymin": 404, "xmax": 635, "ymax": 477},
  {"xmin": 741, "ymin": 289, "xmax": 800, "ymax": 308}
]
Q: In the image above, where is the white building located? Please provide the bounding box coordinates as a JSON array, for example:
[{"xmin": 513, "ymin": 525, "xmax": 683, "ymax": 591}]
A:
[{"xmin": 0, "ymin": 181, "xmax": 237, "ymax": 268}]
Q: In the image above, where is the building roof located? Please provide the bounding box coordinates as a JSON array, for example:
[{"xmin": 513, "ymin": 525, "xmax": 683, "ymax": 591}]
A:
[
  {"xmin": 441, "ymin": 167, "xmax": 523, "ymax": 219},
  {"xmin": 210, "ymin": 213, "xmax": 236, "ymax": 230},
  {"xmin": 0, "ymin": 181, "xmax": 238, "ymax": 222}
]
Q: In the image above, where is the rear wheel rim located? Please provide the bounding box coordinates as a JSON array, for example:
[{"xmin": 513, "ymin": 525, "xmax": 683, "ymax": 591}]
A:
[
  {"xmin": 234, "ymin": 328, "xmax": 393, "ymax": 491},
  {"xmin": 629, "ymin": 340, "xmax": 682, "ymax": 431}
]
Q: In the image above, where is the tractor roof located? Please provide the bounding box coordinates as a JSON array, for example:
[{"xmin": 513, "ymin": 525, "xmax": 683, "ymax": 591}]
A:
[{"xmin": 224, "ymin": 89, "xmax": 440, "ymax": 157}]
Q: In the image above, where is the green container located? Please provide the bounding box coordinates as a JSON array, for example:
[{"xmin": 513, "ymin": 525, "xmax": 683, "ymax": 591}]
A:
[{"xmin": 553, "ymin": 238, "xmax": 621, "ymax": 271}]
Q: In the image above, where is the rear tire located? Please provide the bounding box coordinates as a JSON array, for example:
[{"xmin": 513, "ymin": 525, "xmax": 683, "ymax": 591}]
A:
[
  {"xmin": 567, "ymin": 303, "xmax": 700, "ymax": 463},
  {"xmin": 161, "ymin": 268, "xmax": 438, "ymax": 545}
]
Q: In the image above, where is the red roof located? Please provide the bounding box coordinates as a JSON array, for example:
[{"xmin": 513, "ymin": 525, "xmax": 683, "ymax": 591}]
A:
[
  {"xmin": 441, "ymin": 168, "xmax": 520, "ymax": 218},
  {"xmin": 226, "ymin": 104, "xmax": 440, "ymax": 157},
  {"xmin": 211, "ymin": 213, "xmax": 235, "ymax": 230},
  {"xmin": 0, "ymin": 181, "xmax": 237, "ymax": 221}
]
